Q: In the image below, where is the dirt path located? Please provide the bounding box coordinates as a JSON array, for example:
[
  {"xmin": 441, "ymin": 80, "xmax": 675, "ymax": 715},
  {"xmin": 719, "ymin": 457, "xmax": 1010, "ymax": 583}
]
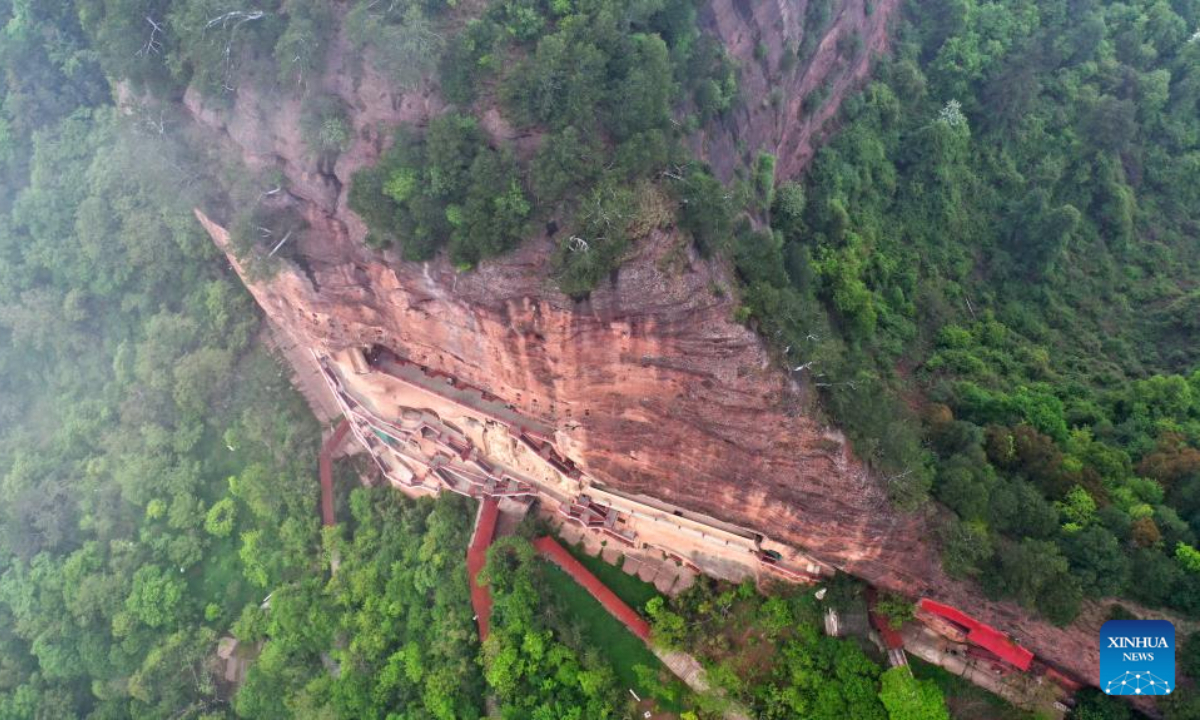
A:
[{"xmin": 319, "ymin": 419, "xmax": 351, "ymax": 527}]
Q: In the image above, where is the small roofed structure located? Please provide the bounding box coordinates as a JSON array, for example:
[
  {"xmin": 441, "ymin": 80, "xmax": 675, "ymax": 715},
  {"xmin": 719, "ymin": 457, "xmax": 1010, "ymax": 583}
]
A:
[
  {"xmin": 918, "ymin": 598, "xmax": 1034, "ymax": 671},
  {"xmin": 215, "ymin": 636, "xmax": 256, "ymax": 685}
]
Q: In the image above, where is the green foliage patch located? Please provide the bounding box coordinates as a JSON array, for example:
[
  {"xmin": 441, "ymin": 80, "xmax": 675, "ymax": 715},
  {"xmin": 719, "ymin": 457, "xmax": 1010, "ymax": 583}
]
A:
[
  {"xmin": 734, "ymin": 0, "xmax": 1200, "ymax": 626},
  {"xmin": 351, "ymin": 0, "xmax": 736, "ymax": 294}
]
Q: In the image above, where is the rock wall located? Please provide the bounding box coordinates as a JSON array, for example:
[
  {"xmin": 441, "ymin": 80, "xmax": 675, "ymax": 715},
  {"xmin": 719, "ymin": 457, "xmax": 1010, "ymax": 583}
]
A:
[
  {"xmin": 197, "ymin": 206, "xmax": 934, "ymax": 585},
  {"xmin": 695, "ymin": 0, "xmax": 899, "ymax": 180},
  {"xmin": 186, "ymin": 0, "xmax": 1119, "ymax": 692}
]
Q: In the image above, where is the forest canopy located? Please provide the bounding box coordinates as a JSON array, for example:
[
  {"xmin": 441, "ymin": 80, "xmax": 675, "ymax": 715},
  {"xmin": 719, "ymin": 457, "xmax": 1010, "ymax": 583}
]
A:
[{"xmin": 738, "ymin": 0, "xmax": 1200, "ymax": 627}]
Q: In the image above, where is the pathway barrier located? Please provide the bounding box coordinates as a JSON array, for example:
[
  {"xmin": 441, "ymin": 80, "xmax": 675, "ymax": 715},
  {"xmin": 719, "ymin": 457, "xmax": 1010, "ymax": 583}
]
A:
[{"xmin": 532, "ymin": 536, "xmax": 652, "ymax": 641}]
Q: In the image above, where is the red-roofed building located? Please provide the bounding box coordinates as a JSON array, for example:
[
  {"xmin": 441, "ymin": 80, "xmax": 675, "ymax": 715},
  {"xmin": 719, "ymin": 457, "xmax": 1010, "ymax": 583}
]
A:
[{"xmin": 918, "ymin": 599, "xmax": 1034, "ymax": 671}]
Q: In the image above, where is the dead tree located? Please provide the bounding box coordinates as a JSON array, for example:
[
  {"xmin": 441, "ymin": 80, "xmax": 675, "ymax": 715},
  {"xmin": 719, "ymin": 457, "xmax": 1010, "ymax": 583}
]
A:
[
  {"xmin": 137, "ymin": 16, "xmax": 165, "ymax": 57},
  {"xmin": 204, "ymin": 10, "xmax": 267, "ymax": 91},
  {"xmin": 267, "ymin": 230, "xmax": 294, "ymax": 258},
  {"xmin": 204, "ymin": 10, "xmax": 266, "ymax": 31}
]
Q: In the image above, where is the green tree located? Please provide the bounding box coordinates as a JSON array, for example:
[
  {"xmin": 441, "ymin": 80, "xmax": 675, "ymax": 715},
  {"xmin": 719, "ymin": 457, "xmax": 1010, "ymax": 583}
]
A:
[
  {"xmin": 345, "ymin": 3, "xmax": 445, "ymax": 88},
  {"xmin": 1177, "ymin": 543, "xmax": 1200, "ymax": 574},
  {"xmin": 300, "ymin": 94, "xmax": 351, "ymax": 160},
  {"xmin": 275, "ymin": 0, "xmax": 333, "ymax": 85},
  {"xmin": 533, "ymin": 126, "xmax": 600, "ymax": 204},
  {"xmin": 1070, "ymin": 687, "xmax": 1131, "ymax": 720},
  {"xmin": 124, "ymin": 565, "xmax": 185, "ymax": 629},
  {"xmin": 205, "ymin": 498, "xmax": 237, "ymax": 537},
  {"xmin": 984, "ymin": 538, "xmax": 1081, "ymax": 624},
  {"xmin": 167, "ymin": 0, "xmax": 283, "ymax": 95},
  {"xmin": 646, "ymin": 596, "xmax": 686, "ymax": 648},
  {"xmin": 878, "ymin": 666, "xmax": 950, "ymax": 720},
  {"xmin": 875, "ymin": 594, "xmax": 915, "ymax": 630},
  {"xmin": 451, "ymin": 149, "xmax": 529, "ymax": 266},
  {"xmin": 678, "ymin": 169, "xmax": 734, "ymax": 257},
  {"xmin": 1063, "ymin": 526, "xmax": 1129, "ymax": 597}
]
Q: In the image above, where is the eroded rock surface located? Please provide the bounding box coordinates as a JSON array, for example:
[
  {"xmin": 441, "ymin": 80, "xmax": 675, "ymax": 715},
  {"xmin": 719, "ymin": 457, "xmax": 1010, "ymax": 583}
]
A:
[{"xmin": 695, "ymin": 0, "xmax": 899, "ymax": 180}]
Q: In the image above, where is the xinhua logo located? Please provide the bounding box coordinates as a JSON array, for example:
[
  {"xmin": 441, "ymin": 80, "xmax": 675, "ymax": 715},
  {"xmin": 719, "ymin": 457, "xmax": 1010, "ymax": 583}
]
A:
[{"xmin": 1100, "ymin": 619, "xmax": 1175, "ymax": 695}]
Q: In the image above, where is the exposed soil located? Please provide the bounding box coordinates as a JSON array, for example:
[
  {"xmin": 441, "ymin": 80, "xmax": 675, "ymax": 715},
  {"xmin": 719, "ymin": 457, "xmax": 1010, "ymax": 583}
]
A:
[{"xmin": 694, "ymin": 0, "xmax": 902, "ymax": 181}]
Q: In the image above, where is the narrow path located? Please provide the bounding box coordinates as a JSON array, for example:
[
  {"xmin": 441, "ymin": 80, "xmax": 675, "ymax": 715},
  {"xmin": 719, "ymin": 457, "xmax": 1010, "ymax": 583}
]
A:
[
  {"xmin": 468, "ymin": 498, "xmax": 501, "ymax": 642},
  {"xmin": 534, "ymin": 536, "xmax": 751, "ymax": 720},
  {"xmin": 533, "ymin": 536, "xmax": 651, "ymax": 640},
  {"xmin": 319, "ymin": 419, "xmax": 351, "ymax": 527}
]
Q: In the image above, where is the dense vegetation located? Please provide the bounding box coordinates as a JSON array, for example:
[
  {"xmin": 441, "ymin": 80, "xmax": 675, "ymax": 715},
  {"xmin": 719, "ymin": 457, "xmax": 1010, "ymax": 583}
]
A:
[
  {"xmin": 0, "ymin": 4, "xmax": 345, "ymax": 716},
  {"xmin": 482, "ymin": 536, "xmax": 632, "ymax": 718},
  {"xmin": 645, "ymin": 577, "xmax": 951, "ymax": 720},
  {"xmin": 351, "ymin": 0, "xmax": 1200, "ymax": 644},
  {"xmin": 4, "ymin": 0, "xmax": 1200, "ymax": 716},
  {"xmin": 349, "ymin": 113, "xmax": 532, "ymax": 267},
  {"xmin": 720, "ymin": 0, "xmax": 1200, "ymax": 632},
  {"xmin": 349, "ymin": 0, "xmax": 735, "ymax": 293},
  {"xmin": 348, "ymin": 0, "xmax": 1200, "ymax": 709},
  {"xmin": 0, "ymin": 3, "xmax": 647, "ymax": 717},
  {"xmin": 232, "ymin": 489, "xmax": 484, "ymax": 719},
  {"xmin": 345, "ymin": 0, "xmax": 1200, "ymax": 650}
]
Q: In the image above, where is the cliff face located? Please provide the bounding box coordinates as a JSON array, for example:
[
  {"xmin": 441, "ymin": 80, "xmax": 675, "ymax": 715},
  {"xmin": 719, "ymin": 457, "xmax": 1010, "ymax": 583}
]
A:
[
  {"xmin": 695, "ymin": 0, "xmax": 896, "ymax": 180},
  {"xmin": 187, "ymin": 0, "xmax": 1113, "ymax": 689},
  {"xmin": 196, "ymin": 207, "xmax": 935, "ymax": 588}
]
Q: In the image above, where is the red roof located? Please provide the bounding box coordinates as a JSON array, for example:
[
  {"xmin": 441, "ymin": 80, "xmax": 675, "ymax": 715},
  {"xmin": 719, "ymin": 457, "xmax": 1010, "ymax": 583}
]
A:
[
  {"xmin": 919, "ymin": 599, "xmax": 1034, "ymax": 671},
  {"xmin": 1044, "ymin": 666, "xmax": 1085, "ymax": 692}
]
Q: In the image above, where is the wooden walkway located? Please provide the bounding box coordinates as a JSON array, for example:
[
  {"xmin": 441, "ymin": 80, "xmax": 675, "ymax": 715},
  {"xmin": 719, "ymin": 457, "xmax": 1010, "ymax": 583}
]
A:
[
  {"xmin": 534, "ymin": 536, "xmax": 750, "ymax": 719},
  {"xmin": 468, "ymin": 499, "xmax": 501, "ymax": 641},
  {"xmin": 533, "ymin": 536, "xmax": 652, "ymax": 641},
  {"xmin": 319, "ymin": 419, "xmax": 351, "ymax": 527}
]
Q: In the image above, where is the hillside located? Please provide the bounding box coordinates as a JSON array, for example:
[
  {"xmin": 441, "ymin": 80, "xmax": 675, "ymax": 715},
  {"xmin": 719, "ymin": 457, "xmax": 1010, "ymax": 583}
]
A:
[{"xmin": 0, "ymin": 0, "xmax": 1198, "ymax": 718}]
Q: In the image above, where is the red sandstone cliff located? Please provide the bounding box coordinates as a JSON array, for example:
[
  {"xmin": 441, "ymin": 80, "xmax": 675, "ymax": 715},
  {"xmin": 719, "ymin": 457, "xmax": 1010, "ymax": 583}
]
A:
[{"xmin": 183, "ymin": 0, "xmax": 1127, "ymax": 691}]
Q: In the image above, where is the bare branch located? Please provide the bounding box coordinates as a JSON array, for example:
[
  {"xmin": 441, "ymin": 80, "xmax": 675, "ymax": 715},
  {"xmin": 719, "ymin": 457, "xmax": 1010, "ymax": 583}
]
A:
[
  {"xmin": 136, "ymin": 16, "xmax": 165, "ymax": 57},
  {"xmin": 203, "ymin": 9, "xmax": 267, "ymax": 92},
  {"xmin": 267, "ymin": 230, "xmax": 294, "ymax": 257},
  {"xmin": 205, "ymin": 10, "xmax": 265, "ymax": 31}
]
